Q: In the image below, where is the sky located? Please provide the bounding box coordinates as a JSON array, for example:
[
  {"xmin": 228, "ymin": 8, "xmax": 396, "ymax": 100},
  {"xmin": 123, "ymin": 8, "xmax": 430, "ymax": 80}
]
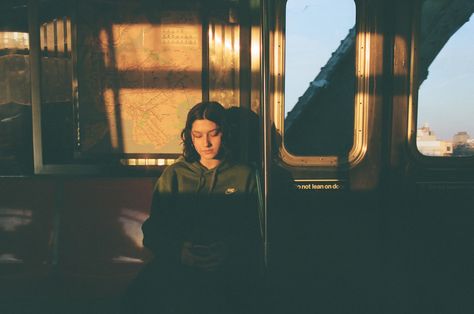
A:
[
  {"xmin": 418, "ymin": 13, "xmax": 474, "ymax": 141},
  {"xmin": 285, "ymin": 0, "xmax": 355, "ymax": 116},
  {"xmin": 285, "ymin": 0, "xmax": 473, "ymax": 141}
]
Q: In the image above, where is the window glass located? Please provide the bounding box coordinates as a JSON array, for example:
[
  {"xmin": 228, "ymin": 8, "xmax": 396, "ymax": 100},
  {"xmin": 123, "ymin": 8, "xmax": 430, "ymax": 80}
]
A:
[
  {"xmin": 208, "ymin": 4, "xmax": 241, "ymax": 107},
  {"xmin": 76, "ymin": 1, "xmax": 202, "ymax": 159},
  {"xmin": 36, "ymin": 0, "xmax": 246, "ymax": 169},
  {"xmin": 416, "ymin": 1, "xmax": 474, "ymax": 157},
  {"xmin": 284, "ymin": 0, "xmax": 355, "ymax": 157},
  {"xmin": 0, "ymin": 1, "xmax": 32, "ymax": 174},
  {"xmin": 39, "ymin": 0, "xmax": 74, "ymax": 164},
  {"xmin": 33, "ymin": 0, "xmax": 207, "ymax": 168}
]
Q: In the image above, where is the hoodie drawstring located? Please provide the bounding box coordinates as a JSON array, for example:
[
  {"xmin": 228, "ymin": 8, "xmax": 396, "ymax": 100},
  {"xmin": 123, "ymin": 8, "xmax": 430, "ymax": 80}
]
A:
[
  {"xmin": 195, "ymin": 168, "xmax": 205, "ymax": 193},
  {"xmin": 191, "ymin": 160, "xmax": 224, "ymax": 193},
  {"xmin": 209, "ymin": 168, "xmax": 218, "ymax": 193}
]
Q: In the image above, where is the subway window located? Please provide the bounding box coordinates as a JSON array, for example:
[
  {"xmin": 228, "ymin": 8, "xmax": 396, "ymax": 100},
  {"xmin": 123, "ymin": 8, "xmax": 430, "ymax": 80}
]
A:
[
  {"xmin": 284, "ymin": 0, "xmax": 356, "ymax": 157},
  {"xmin": 416, "ymin": 0, "xmax": 474, "ymax": 157},
  {"xmin": 30, "ymin": 0, "xmax": 251, "ymax": 172},
  {"xmin": 0, "ymin": 1, "xmax": 33, "ymax": 175},
  {"xmin": 31, "ymin": 0, "xmax": 207, "ymax": 170}
]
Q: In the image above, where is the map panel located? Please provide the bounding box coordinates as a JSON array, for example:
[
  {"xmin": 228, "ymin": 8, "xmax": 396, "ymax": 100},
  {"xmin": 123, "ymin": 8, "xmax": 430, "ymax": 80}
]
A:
[{"xmin": 78, "ymin": 8, "xmax": 202, "ymax": 156}]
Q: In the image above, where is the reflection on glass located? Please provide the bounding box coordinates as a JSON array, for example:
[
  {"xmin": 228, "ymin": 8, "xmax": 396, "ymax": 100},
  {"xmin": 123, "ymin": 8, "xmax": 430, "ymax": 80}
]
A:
[
  {"xmin": 417, "ymin": 1, "xmax": 474, "ymax": 157},
  {"xmin": 0, "ymin": 31, "xmax": 29, "ymax": 50},
  {"xmin": 284, "ymin": 0, "xmax": 356, "ymax": 157},
  {"xmin": 38, "ymin": 0, "xmax": 75, "ymax": 164},
  {"xmin": 209, "ymin": 14, "xmax": 240, "ymax": 107},
  {"xmin": 0, "ymin": 1, "xmax": 32, "ymax": 174}
]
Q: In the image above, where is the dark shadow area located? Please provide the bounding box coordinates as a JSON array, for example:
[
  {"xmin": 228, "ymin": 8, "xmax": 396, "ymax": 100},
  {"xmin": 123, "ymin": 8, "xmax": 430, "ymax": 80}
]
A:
[
  {"xmin": 0, "ymin": 178, "xmax": 56, "ymax": 313},
  {"xmin": 381, "ymin": 176, "xmax": 474, "ymax": 314},
  {"xmin": 0, "ymin": 103, "xmax": 33, "ymax": 174},
  {"xmin": 122, "ymin": 189, "xmax": 263, "ymax": 314},
  {"xmin": 226, "ymin": 106, "xmax": 260, "ymax": 164},
  {"xmin": 0, "ymin": 177, "xmax": 155, "ymax": 314}
]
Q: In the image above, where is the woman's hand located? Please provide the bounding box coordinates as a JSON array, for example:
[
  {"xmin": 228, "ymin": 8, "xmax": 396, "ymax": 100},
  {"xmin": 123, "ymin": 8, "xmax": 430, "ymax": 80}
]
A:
[{"xmin": 181, "ymin": 241, "xmax": 228, "ymax": 272}]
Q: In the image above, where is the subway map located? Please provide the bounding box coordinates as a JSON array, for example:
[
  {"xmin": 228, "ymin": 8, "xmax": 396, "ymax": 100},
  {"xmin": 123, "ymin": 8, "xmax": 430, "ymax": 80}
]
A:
[{"xmin": 78, "ymin": 10, "xmax": 202, "ymax": 155}]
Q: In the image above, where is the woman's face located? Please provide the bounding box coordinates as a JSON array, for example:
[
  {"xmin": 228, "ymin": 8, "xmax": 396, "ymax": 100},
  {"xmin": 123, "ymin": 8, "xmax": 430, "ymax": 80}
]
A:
[{"xmin": 191, "ymin": 119, "xmax": 222, "ymax": 163}]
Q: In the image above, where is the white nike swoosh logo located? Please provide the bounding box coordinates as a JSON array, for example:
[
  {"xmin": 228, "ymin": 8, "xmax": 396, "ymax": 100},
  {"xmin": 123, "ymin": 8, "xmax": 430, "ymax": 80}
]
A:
[{"xmin": 225, "ymin": 187, "xmax": 237, "ymax": 195}]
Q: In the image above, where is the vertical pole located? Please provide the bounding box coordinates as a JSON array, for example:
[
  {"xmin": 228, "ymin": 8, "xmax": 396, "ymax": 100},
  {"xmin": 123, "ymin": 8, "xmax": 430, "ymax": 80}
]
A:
[
  {"xmin": 28, "ymin": 0, "xmax": 43, "ymax": 173},
  {"xmin": 260, "ymin": 0, "xmax": 270, "ymax": 267},
  {"xmin": 202, "ymin": 3, "xmax": 210, "ymax": 102}
]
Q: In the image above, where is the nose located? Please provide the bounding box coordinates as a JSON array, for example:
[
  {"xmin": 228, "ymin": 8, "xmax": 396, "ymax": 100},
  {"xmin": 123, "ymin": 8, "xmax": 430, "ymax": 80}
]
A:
[{"xmin": 205, "ymin": 134, "xmax": 212, "ymax": 147}]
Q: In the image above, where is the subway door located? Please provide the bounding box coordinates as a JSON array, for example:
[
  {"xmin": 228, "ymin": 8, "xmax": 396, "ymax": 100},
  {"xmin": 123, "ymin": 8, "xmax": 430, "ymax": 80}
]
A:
[{"xmin": 262, "ymin": 1, "xmax": 388, "ymax": 314}]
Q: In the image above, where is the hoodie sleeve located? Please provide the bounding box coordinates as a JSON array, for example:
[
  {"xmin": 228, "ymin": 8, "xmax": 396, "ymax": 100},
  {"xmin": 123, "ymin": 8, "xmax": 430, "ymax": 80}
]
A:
[
  {"xmin": 248, "ymin": 168, "xmax": 264, "ymax": 242},
  {"xmin": 232, "ymin": 166, "xmax": 264, "ymax": 277},
  {"xmin": 142, "ymin": 166, "xmax": 181, "ymax": 264},
  {"xmin": 251, "ymin": 167, "xmax": 265, "ymax": 268}
]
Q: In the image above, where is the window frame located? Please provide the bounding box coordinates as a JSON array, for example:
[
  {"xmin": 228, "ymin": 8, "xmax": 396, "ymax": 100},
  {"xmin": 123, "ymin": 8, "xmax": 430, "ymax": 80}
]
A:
[
  {"xmin": 273, "ymin": 0, "xmax": 369, "ymax": 168},
  {"xmin": 408, "ymin": 0, "xmax": 474, "ymax": 167},
  {"xmin": 28, "ymin": 0, "xmax": 256, "ymax": 175}
]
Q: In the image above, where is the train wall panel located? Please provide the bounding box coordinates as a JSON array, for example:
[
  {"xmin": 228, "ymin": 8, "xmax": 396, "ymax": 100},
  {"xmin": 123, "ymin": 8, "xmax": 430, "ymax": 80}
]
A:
[{"xmin": 0, "ymin": 176, "xmax": 156, "ymax": 299}]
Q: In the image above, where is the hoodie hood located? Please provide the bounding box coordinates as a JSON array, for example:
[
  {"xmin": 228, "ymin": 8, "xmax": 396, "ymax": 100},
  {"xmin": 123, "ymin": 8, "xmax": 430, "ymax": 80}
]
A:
[{"xmin": 178, "ymin": 158, "xmax": 234, "ymax": 194}]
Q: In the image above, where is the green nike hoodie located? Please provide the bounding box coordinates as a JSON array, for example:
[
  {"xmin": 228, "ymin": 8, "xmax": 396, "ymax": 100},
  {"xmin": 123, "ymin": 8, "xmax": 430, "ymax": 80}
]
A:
[{"xmin": 142, "ymin": 157, "xmax": 262, "ymax": 273}]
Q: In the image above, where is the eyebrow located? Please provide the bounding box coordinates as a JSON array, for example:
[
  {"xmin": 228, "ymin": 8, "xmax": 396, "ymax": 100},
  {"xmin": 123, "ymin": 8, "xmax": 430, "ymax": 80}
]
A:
[{"xmin": 192, "ymin": 128, "xmax": 220, "ymax": 134}]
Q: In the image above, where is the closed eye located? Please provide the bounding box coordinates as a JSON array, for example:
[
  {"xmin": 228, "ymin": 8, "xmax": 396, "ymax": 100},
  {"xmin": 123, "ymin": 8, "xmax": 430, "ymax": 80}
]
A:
[{"xmin": 208, "ymin": 129, "xmax": 221, "ymax": 137}]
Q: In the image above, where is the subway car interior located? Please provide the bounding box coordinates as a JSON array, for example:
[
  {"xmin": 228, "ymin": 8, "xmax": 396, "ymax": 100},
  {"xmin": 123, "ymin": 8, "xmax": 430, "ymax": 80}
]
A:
[{"xmin": 1, "ymin": 0, "xmax": 473, "ymax": 313}]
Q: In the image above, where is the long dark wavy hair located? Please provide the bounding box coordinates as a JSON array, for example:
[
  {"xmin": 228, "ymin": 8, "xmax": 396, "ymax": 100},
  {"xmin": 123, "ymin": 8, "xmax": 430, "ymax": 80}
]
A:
[{"xmin": 181, "ymin": 101, "xmax": 231, "ymax": 162}]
